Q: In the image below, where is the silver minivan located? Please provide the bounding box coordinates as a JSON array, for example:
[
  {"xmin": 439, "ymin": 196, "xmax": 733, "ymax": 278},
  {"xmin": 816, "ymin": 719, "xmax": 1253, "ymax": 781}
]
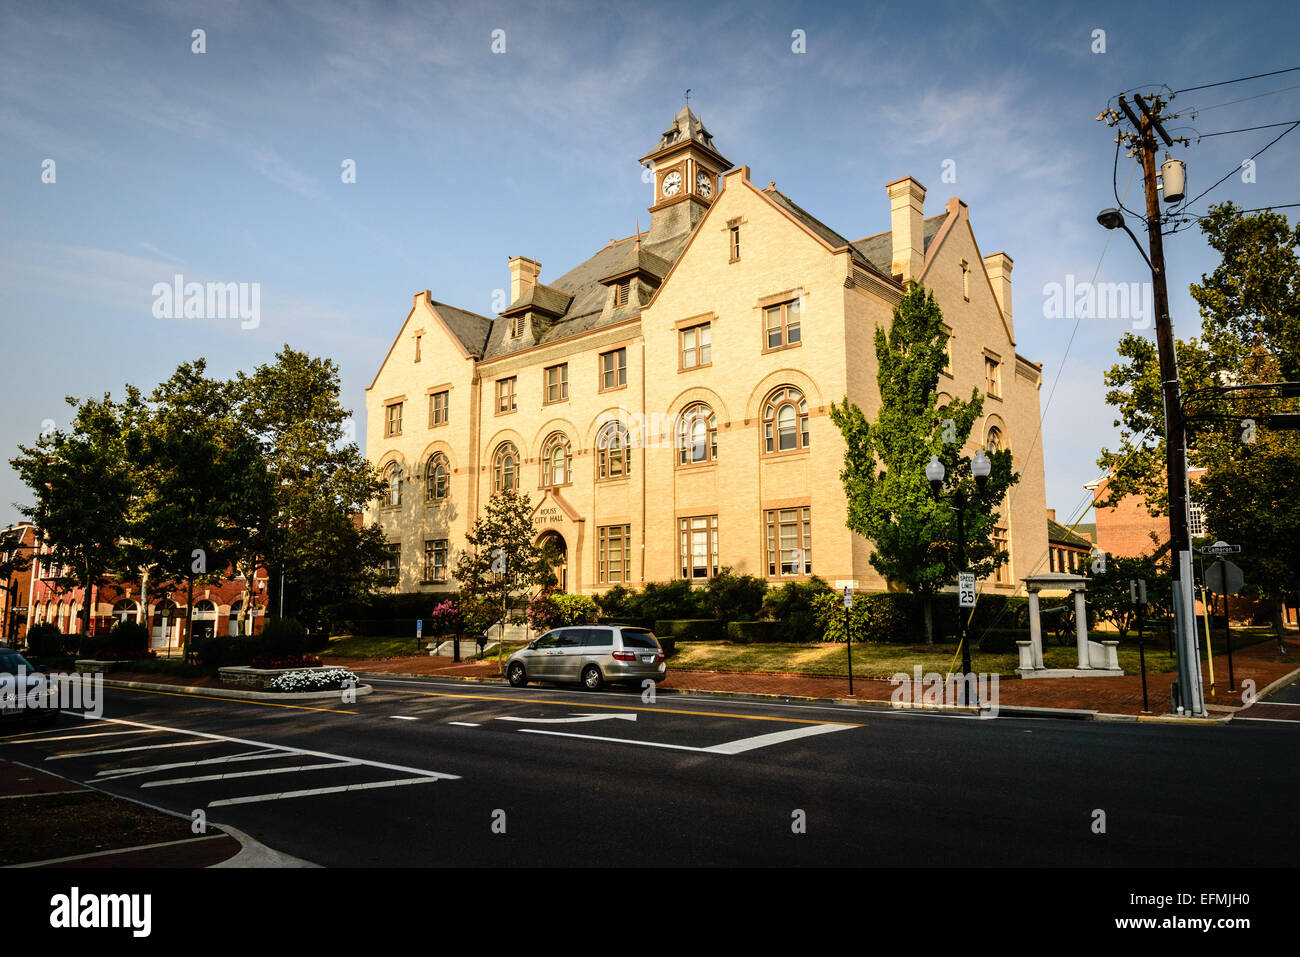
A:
[{"xmin": 506, "ymin": 626, "xmax": 666, "ymax": 691}]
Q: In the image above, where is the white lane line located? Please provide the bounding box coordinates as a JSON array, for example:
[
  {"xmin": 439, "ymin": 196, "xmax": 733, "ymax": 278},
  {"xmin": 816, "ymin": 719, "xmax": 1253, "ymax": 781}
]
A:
[
  {"xmin": 2, "ymin": 729, "xmax": 157, "ymax": 745},
  {"xmin": 47, "ymin": 740, "xmax": 213, "ymax": 761},
  {"xmin": 389, "ymin": 715, "xmax": 418, "ymax": 721},
  {"xmin": 142, "ymin": 761, "xmax": 360, "ymax": 788},
  {"xmin": 208, "ymin": 776, "xmax": 440, "ymax": 807},
  {"xmin": 95, "ymin": 750, "xmax": 280, "ymax": 780},
  {"xmin": 518, "ymin": 722, "xmax": 856, "ymax": 754},
  {"xmin": 71, "ymin": 716, "xmax": 459, "ymax": 781},
  {"xmin": 496, "ymin": 713, "xmax": 638, "ymax": 724},
  {"xmin": 702, "ymin": 723, "xmax": 854, "ymax": 754},
  {"xmin": 448, "ymin": 722, "xmax": 480, "ymax": 727}
]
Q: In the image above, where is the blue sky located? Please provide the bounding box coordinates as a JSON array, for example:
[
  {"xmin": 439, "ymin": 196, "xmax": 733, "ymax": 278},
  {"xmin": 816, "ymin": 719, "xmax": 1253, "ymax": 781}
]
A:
[{"xmin": 3, "ymin": 0, "xmax": 1299, "ymax": 530}]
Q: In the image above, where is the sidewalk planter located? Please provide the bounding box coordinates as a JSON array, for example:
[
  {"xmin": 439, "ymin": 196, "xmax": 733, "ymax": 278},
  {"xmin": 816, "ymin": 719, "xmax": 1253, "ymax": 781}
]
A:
[
  {"xmin": 74, "ymin": 659, "xmax": 125, "ymax": 674},
  {"xmin": 219, "ymin": 665, "xmax": 335, "ymax": 690}
]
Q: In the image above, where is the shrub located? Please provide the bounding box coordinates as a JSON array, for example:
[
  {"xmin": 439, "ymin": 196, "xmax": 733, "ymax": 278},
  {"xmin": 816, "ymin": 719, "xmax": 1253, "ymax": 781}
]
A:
[
  {"xmin": 638, "ymin": 581, "xmax": 704, "ymax": 622},
  {"xmin": 596, "ymin": 585, "xmax": 639, "ymax": 621},
  {"xmin": 268, "ymin": 668, "xmax": 357, "ymax": 693},
  {"xmin": 103, "ymin": 620, "xmax": 149, "ymax": 657},
  {"xmin": 762, "ymin": 576, "xmax": 835, "ymax": 642},
  {"xmin": 811, "ymin": 593, "xmax": 871, "ymax": 643},
  {"xmin": 654, "ymin": 619, "xmax": 726, "ymax": 642},
  {"xmin": 702, "ymin": 568, "xmax": 767, "ymax": 621},
  {"xmin": 725, "ymin": 621, "xmax": 787, "ymax": 644},
  {"xmin": 192, "ymin": 637, "xmax": 257, "ymax": 668},
  {"xmin": 257, "ymin": 617, "xmax": 309, "ymax": 658},
  {"xmin": 25, "ymin": 623, "xmax": 65, "ymax": 656}
]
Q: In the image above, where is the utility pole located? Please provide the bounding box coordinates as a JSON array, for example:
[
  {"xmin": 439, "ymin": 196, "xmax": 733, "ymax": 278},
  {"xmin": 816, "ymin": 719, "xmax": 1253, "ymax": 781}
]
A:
[{"xmin": 1112, "ymin": 93, "xmax": 1205, "ymax": 716}]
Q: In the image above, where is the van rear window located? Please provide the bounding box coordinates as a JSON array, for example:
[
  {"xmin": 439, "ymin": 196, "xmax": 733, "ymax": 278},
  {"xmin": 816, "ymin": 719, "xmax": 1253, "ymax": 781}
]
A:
[{"xmin": 619, "ymin": 629, "xmax": 660, "ymax": 650}]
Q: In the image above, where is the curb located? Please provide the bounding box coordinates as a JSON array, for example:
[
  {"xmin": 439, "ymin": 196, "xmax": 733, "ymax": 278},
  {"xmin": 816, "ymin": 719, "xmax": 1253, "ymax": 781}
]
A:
[
  {"xmin": 211, "ymin": 825, "xmax": 321, "ymax": 868},
  {"xmin": 101, "ymin": 677, "xmax": 374, "ymax": 702}
]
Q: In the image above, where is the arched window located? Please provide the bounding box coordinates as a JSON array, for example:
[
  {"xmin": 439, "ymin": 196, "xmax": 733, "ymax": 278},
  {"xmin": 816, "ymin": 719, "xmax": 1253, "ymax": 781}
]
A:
[
  {"xmin": 540, "ymin": 433, "xmax": 571, "ymax": 487},
  {"xmin": 987, "ymin": 426, "xmax": 1005, "ymax": 454},
  {"xmin": 597, "ymin": 420, "xmax": 631, "ymax": 479},
  {"xmin": 425, "ymin": 453, "xmax": 449, "ymax": 501},
  {"xmin": 493, "ymin": 442, "xmax": 519, "ymax": 492},
  {"xmin": 385, "ymin": 464, "xmax": 403, "ymax": 507},
  {"xmin": 763, "ymin": 386, "xmax": 809, "ymax": 453},
  {"xmin": 112, "ymin": 598, "xmax": 140, "ymax": 624},
  {"xmin": 678, "ymin": 403, "xmax": 717, "ymax": 465}
]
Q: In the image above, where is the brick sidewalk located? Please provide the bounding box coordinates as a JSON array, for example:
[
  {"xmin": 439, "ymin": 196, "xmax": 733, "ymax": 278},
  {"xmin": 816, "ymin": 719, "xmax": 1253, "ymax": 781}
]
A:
[{"xmin": 341, "ymin": 638, "xmax": 1299, "ymax": 716}]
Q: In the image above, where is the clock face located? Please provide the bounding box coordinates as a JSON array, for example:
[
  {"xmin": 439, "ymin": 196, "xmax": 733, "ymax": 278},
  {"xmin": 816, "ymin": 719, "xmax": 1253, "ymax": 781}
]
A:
[
  {"xmin": 662, "ymin": 170, "xmax": 682, "ymax": 196},
  {"xmin": 696, "ymin": 171, "xmax": 712, "ymax": 197}
]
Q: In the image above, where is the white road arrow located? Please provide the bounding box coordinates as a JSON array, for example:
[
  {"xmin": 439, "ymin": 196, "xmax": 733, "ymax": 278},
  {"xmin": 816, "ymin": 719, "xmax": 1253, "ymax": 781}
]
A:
[{"xmin": 496, "ymin": 713, "xmax": 638, "ymax": 724}]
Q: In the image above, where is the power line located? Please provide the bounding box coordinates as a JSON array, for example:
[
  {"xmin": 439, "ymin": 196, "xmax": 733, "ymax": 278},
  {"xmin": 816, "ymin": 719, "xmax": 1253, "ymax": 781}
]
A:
[
  {"xmin": 1166, "ymin": 120, "xmax": 1300, "ymax": 229},
  {"xmin": 1181, "ymin": 82, "xmax": 1300, "ymax": 116},
  {"xmin": 1196, "ymin": 120, "xmax": 1300, "ymax": 138},
  {"xmin": 1174, "ymin": 65, "xmax": 1300, "ymax": 95}
]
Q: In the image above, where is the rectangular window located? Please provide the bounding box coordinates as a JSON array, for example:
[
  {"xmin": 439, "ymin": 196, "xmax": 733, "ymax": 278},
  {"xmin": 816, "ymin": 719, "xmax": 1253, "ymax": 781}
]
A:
[
  {"xmin": 414, "ymin": 334, "xmax": 422, "ymax": 362},
  {"xmin": 385, "ymin": 402, "xmax": 403, "ymax": 437},
  {"xmin": 384, "ymin": 543, "xmax": 400, "ymax": 582},
  {"xmin": 985, "ymin": 355, "xmax": 1001, "ymax": 398},
  {"xmin": 429, "ymin": 390, "xmax": 449, "ymax": 427},
  {"xmin": 961, "ymin": 260, "xmax": 970, "ymax": 301},
  {"xmin": 679, "ymin": 516, "xmax": 719, "ymax": 580},
  {"xmin": 496, "ymin": 377, "xmax": 516, "ymax": 414},
  {"xmin": 544, "ymin": 364, "xmax": 569, "ymax": 403},
  {"xmin": 680, "ymin": 322, "xmax": 711, "ymax": 370},
  {"xmin": 614, "ymin": 281, "xmax": 630, "ymax": 307},
  {"xmin": 940, "ymin": 325, "xmax": 952, "ymax": 376},
  {"xmin": 424, "ymin": 539, "xmax": 448, "ymax": 582},
  {"xmin": 729, "ymin": 226, "xmax": 741, "ymax": 261},
  {"xmin": 994, "ymin": 526, "xmax": 1010, "ymax": 584},
  {"xmin": 765, "ymin": 507, "xmax": 812, "ymax": 577},
  {"xmin": 763, "ymin": 298, "xmax": 802, "ymax": 351},
  {"xmin": 600, "ymin": 348, "xmax": 627, "ymax": 391},
  {"xmin": 511, "ymin": 314, "xmax": 525, "ymax": 339},
  {"xmin": 598, "ymin": 524, "xmax": 631, "ymax": 584}
]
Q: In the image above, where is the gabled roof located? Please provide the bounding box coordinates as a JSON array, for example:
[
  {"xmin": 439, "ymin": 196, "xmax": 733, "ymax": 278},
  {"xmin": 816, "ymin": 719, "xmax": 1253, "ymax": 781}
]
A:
[
  {"xmin": 599, "ymin": 241, "xmax": 671, "ymax": 284},
  {"xmin": 432, "ymin": 301, "xmax": 494, "ymax": 358},
  {"xmin": 502, "ymin": 283, "xmax": 572, "ymax": 318},
  {"xmin": 850, "ymin": 216, "xmax": 949, "ymax": 278},
  {"xmin": 759, "ymin": 185, "xmax": 900, "ymax": 283}
]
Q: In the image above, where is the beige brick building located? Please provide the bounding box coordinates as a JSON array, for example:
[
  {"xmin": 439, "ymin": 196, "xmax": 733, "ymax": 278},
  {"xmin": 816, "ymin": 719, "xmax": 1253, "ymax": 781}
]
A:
[{"xmin": 364, "ymin": 106, "xmax": 1049, "ymax": 599}]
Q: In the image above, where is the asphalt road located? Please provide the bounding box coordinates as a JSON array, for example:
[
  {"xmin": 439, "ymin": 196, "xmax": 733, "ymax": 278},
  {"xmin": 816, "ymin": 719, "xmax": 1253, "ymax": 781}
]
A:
[{"xmin": 3, "ymin": 677, "xmax": 1297, "ymax": 867}]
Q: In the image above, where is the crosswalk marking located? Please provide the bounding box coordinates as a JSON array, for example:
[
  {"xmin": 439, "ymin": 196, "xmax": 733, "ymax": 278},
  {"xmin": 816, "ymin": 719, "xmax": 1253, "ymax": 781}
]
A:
[
  {"xmin": 47, "ymin": 740, "xmax": 212, "ymax": 761},
  {"xmin": 95, "ymin": 749, "xmax": 280, "ymax": 780},
  {"xmin": 142, "ymin": 761, "xmax": 360, "ymax": 788},
  {"xmin": 2, "ymin": 729, "xmax": 156, "ymax": 745},
  {"xmin": 207, "ymin": 776, "xmax": 440, "ymax": 807}
]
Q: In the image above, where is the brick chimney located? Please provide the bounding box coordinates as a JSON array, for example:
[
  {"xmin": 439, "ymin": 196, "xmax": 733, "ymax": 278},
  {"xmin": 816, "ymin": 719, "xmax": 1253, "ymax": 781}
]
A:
[
  {"xmin": 508, "ymin": 256, "xmax": 541, "ymax": 304},
  {"xmin": 886, "ymin": 176, "xmax": 926, "ymax": 284},
  {"xmin": 1047, "ymin": 508, "xmax": 1056, "ymax": 522},
  {"xmin": 984, "ymin": 252, "xmax": 1014, "ymax": 338}
]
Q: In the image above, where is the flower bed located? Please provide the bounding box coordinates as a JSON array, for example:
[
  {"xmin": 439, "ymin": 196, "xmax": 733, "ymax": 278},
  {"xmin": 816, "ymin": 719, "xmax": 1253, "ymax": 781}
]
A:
[{"xmin": 268, "ymin": 668, "xmax": 358, "ymax": 693}]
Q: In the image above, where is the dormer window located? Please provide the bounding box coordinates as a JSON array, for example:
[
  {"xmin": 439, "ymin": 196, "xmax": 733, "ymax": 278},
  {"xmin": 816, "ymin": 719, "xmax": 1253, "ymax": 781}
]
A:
[
  {"xmin": 614, "ymin": 281, "xmax": 631, "ymax": 307},
  {"xmin": 511, "ymin": 314, "xmax": 525, "ymax": 339}
]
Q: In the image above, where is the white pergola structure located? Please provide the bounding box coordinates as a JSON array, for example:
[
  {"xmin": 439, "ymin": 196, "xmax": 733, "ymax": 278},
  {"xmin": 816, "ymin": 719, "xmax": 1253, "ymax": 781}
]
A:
[{"xmin": 1018, "ymin": 572, "xmax": 1122, "ymax": 678}]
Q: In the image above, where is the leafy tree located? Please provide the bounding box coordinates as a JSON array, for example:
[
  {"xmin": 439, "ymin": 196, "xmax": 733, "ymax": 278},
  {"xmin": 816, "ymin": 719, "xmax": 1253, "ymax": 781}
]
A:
[
  {"xmin": 451, "ymin": 490, "xmax": 556, "ymax": 657},
  {"xmin": 830, "ymin": 284, "xmax": 1017, "ymax": 643},
  {"xmin": 701, "ymin": 567, "xmax": 767, "ymax": 621},
  {"xmin": 10, "ymin": 394, "xmax": 141, "ymax": 636},
  {"xmin": 1086, "ymin": 543, "xmax": 1173, "ymax": 640},
  {"xmin": 1097, "ymin": 204, "xmax": 1300, "ymax": 650}
]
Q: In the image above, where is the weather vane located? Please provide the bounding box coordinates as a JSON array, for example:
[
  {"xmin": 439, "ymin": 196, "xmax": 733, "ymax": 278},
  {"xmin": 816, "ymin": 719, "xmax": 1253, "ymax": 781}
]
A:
[{"xmin": 684, "ymin": 88, "xmax": 691, "ymax": 107}]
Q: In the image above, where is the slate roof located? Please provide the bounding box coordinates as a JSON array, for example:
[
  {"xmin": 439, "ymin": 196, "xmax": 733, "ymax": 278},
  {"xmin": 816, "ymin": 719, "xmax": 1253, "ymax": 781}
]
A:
[
  {"xmin": 1048, "ymin": 518, "xmax": 1093, "ymax": 548},
  {"xmin": 643, "ymin": 105, "xmax": 724, "ymax": 161},
  {"xmin": 600, "ymin": 242, "xmax": 672, "ymax": 283},
  {"xmin": 430, "ymin": 301, "xmax": 493, "ymax": 358},
  {"xmin": 850, "ymin": 215, "xmax": 949, "ymax": 278},
  {"xmin": 502, "ymin": 283, "xmax": 572, "ymax": 317}
]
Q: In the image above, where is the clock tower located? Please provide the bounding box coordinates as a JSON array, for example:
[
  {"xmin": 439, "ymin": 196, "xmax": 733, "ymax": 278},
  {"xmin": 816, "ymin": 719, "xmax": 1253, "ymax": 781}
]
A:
[{"xmin": 639, "ymin": 105, "xmax": 732, "ymax": 245}]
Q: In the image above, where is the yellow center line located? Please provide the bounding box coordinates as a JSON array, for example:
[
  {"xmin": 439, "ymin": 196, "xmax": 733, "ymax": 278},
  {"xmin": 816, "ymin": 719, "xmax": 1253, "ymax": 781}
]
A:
[
  {"xmin": 372, "ymin": 688, "xmax": 861, "ymax": 726},
  {"xmin": 109, "ymin": 686, "xmax": 357, "ymax": 715}
]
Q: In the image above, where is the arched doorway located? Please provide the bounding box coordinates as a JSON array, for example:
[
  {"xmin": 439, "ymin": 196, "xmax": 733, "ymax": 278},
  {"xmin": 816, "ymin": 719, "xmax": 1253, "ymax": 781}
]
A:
[
  {"xmin": 537, "ymin": 531, "xmax": 568, "ymax": 593},
  {"xmin": 193, "ymin": 600, "xmax": 218, "ymax": 640}
]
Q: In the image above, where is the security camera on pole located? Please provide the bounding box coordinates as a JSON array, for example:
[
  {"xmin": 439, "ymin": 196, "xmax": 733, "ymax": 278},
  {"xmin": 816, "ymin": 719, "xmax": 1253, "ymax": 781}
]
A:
[{"xmin": 1096, "ymin": 91, "xmax": 1205, "ymax": 717}]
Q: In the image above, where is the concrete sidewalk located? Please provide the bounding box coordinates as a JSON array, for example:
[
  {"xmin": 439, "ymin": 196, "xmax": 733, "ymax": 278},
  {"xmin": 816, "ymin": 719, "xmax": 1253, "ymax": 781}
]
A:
[{"xmin": 335, "ymin": 635, "xmax": 1300, "ymax": 719}]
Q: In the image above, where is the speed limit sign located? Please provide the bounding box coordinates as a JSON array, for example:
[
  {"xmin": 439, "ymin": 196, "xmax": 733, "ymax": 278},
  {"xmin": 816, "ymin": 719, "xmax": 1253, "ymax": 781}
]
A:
[{"xmin": 958, "ymin": 572, "xmax": 976, "ymax": 608}]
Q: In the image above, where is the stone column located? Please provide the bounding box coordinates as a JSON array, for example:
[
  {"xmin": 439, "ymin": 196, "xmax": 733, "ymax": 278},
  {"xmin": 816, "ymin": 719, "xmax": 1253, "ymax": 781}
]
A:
[
  {"xmin": 1074, "ymin": 586, "xmax": 1090, "ymax": 669},
  {"xmin": 1027, "ymin": 586, "xmax": 1044, "ymax": 670}
]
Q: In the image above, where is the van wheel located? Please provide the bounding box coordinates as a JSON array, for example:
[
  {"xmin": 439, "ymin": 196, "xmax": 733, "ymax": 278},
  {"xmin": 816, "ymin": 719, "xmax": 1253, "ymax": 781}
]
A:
[
  {"xmin": 581, "ymin": 665, "xmax": 603, "ymax": 692},
  {"xmin": 507, "ymin": 662, "xmax": 528, "ymax": 687}
]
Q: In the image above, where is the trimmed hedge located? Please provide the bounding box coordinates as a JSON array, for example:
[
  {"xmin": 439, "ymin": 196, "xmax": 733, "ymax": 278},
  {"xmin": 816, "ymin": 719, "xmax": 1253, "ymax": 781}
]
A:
[
  {"xmin": 654, "ymin": 619, "xmax": 726, "ymax": 642},
  {"xmin": 725, "ymin": 621, "xmax": 788, "ymax": 644}
]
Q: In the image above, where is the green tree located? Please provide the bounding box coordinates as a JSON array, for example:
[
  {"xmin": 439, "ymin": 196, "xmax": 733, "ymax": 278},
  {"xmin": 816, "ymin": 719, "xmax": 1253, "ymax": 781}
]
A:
[
  {"xmin": 10, "ymin": 395, "xmax": 141, "ymax": 636},
  {"xmin": 451, "ymin": 490, "xmax": 557, "ymax": 659},
  {"xmin": 1097, "ymin": 204, "xmax": 1300, "ymax": 650},
  {"xmin": 830, "ymin": 284, "xmax": 1017, "ymax": 643}
]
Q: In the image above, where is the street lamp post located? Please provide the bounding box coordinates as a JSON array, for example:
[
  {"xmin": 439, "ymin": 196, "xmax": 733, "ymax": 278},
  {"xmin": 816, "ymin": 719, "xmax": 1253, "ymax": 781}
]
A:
[{"xmin": 926, "ymin": 449, "xmax": 992, "ymax": 706}]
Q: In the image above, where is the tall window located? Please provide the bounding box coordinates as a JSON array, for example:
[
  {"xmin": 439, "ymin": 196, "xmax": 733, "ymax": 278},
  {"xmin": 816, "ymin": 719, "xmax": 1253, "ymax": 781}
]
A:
[
  {"xmin": 960, "ymin": 260, "xmax": 970, "ymax": 301},
  {"xmin": 384, "ymin": 543, "xmax": 400, "ymax": 582},
  {"xmin": 496, "ymin": 377, "xmax": 517, "ymax": 413},
  {"xmin": 766, "ymin": 507, "xmax": 812, "ymax": 577},
  {"xmin": 598, "ymin": 524, "xmax": 631, "ymax": 583},
  {"xmin": 493, "ymin": 442, "xmax": 519, "ymax": 492},
  {"xmin": 424, "ymin": 539, "xmax": 448, "ymax": 582},
  {"xmin": 600, "ymin": 348, "xmax": 627, "ymax": 391},
  {"xmin": 985, "ymin": 355, "xmax": 1001, "ymax": 398},
  {"xmin": 597, "ymin": 420, "xmax": 631, "ymax": 480},
  {"xmin": 763, "ymin": 297, "xmax": 802, "ymax": 350},
  {"xmin": 385, "ymin": 402, "xmax": 403, "ymax": 437},
  {"xmin": 540, "ymin": 433, "xmax": 571, "ymax": 487},
  {"xmin": 677, "ymin": 403, "xmax": 717, "ymax": 465},
  {"xmin": 544, "ymin": 364, "xmax": 569, "ymax": 403},
  {"xmin": 993, "ymin": 526, "xmax": 1010, "ymax": 584},
  {"xmin": 429, "ymin": 390, "xmax": 449, "ymax": 427},
  {"xmin": 680, "ymin": 322, "xmax": 711, "ymax": 369},
  {"xmin": 425, "ymin": 453, "xmax": 449, "ymax": 502},
  {"xmin": 940, "ymin": 325, "xmax": 953, "ymax": 376},
  {"xmin": 679, "ymin": 515, "xmax": 719, "ymax": 580},
  {"xmin": 384, "ymin": 464, "xmax": 402, "ymax": 507},
  {"xmin": 763, "ymin": 386, "xmax": 810, "ymax": 453},
  {"xmin": 729, "ymin": 225, "xmax": 741, "ymax": 261},
  {"xmin": 987, "ymin": 427, "xmax": 1004, "ymax": 454}
]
